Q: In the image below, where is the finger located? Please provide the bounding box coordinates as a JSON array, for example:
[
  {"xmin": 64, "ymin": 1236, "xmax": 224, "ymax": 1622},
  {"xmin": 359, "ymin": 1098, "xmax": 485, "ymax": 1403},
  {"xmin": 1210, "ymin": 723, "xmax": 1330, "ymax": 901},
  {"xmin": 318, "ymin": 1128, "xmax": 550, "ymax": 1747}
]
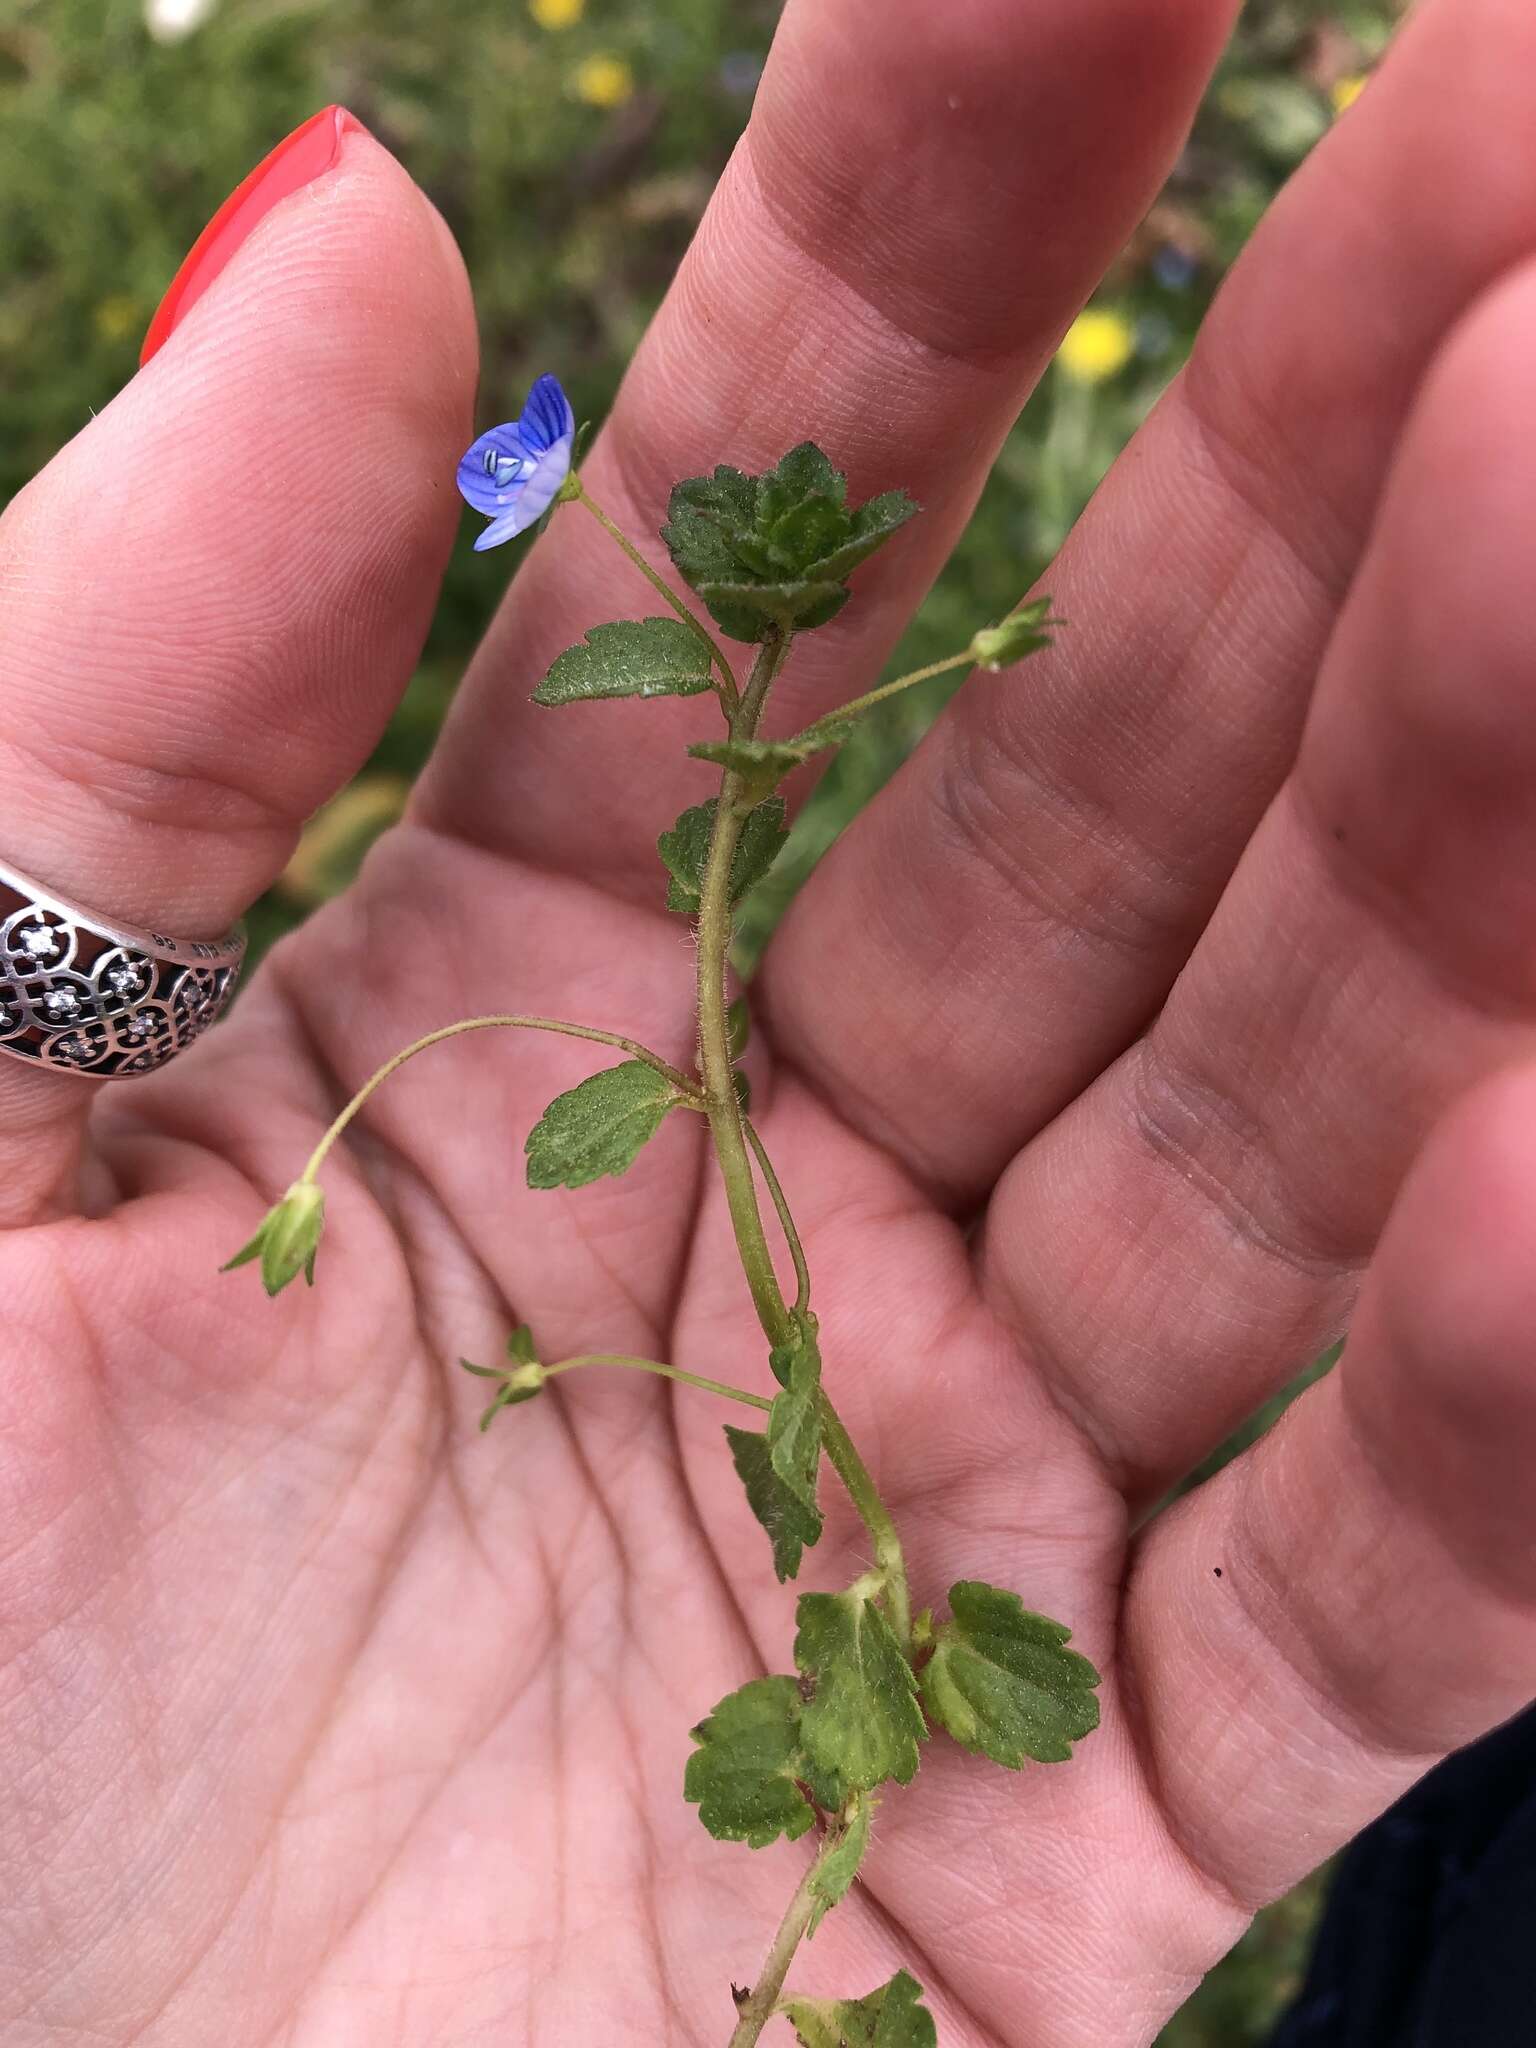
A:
[
  {"xmin": 412, "ymin": 0, "xmax": 1236, "ymax": 883},
  {"xmin": 1123, "ymin": 1059, "xmax": 1536, "ymax": 1916},
  {"xmin": 981, "ymin": 252, "xmax": 1536, "ymax": 1497},
  {"xmin": 0, "ymin": 110, "xmax": 475, "ymax": 1226},
  {"xmin": 763, "ymin": 0, "xmax": 1536, "ymax": 1202}
]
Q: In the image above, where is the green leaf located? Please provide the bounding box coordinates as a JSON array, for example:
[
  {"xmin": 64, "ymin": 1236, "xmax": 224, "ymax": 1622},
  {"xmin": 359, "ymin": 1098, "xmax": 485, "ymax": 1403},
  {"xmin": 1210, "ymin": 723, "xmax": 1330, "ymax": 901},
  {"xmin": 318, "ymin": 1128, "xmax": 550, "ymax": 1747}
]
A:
[
  {"xmin": 801, "ymin": 489, "xmax": 919, "ymax": 583},
  {"xmin": 767, "ymin": 1318, "xmax": 822, "ymax": 1517},
  {"xmin": 683, "ymin": 1675, "xmax": 843, "ymax": 1847},
  {"xmin": 724, "ymin": 1425, "xmax": 822, "ymax": 1582},
  {"xmin": 662, "ymin": 444, "xmax": 920, "ymax": 643},
  {"xmin": 919, "ymin": 1580, "xmax": 1101, "ymax": 1767},
  {"xmin": 525, "ymin": 1061, "xmax": 681, "ymax": 1190},
  {"xmin": 768, "ymin": 1308, "xmax": 818, "ymax": 1388},
  {"xmin": 732, "ymin": 1066, "xmax": 752, "ymax": 1115},
  {"xmin": 533, "ymin": 617, "xmax": 715, "ymax": 705},
  {"xmin": 686, "ymin": 724, "xmax": 853, "ymax": 804},
  {"xmin": 692, "ymin": 575, "xmax": 848, "ymax": 638},
  {"xmin": 807, "ymin": 1792, "xmax": 873, "ymax": 1936},
  {"xmin": 782, "ymin": 1970, "xmax": 936, "ymax": 2048},
  {"xmin": 968, "ymin": 597, "xmax": 1059, "ymax": 672},
  {"xmin": 657, "ymin": 797, "xmax": 788, "ymax": 914},
  {"xmin": 221, "ymin": 1181, "xmax": 326, "ymax": 1297},
  {"xmin": 757, "ymin": 440, "xmax": 845, "ymax": 520},
  {"xmin": 795, "ymin": 1589, "xmax": 925, "ymax": 1790}
]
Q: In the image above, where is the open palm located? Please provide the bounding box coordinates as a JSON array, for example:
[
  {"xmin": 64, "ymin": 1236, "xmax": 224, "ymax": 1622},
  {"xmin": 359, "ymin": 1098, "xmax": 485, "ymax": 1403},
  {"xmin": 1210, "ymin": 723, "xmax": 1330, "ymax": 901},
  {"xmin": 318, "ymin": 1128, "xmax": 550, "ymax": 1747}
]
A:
[{"xmin": 7, "ymin": 2, "xmax": 1536, "ymax": 2042}]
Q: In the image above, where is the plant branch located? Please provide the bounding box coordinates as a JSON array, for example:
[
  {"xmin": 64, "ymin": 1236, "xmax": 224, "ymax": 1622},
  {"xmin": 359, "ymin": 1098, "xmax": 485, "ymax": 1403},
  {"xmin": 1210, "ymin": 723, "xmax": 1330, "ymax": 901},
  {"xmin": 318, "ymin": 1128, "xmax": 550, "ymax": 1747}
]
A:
[
  {"xmin": 818, "ymin": 1399, "xmax": 911, "ymax": 1653},
  {"xmin": 696, "ymin": 635, "xmax": 797, "ymax": 1343},
  {"xmin": 570, "ymin": 480, "xmax": 739, "ymax": 710},
  {"xmin": 302, "ymin": 1016, "xmax": 700, "ymax": 1184},
  {"xmin": 743, "ymin": 1117, "xmax": 812, "ymax": 1317},
  {"xmin": 802, "ymin": 648, "xmax": 974, "ymax": 732},
  {"xmin": 547, "ymin": 1353, "xmax": 771, "ymax": 1411},
  {"xmin": 725, "ymin": 1824, "xmax": 847, "ymax": 2048}
]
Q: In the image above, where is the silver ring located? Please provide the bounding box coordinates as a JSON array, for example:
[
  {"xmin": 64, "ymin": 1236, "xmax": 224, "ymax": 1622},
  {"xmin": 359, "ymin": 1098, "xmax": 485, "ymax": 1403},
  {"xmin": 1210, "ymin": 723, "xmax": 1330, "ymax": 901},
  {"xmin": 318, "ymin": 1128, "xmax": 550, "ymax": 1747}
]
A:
[{"xmin": 0, "ymin": 856, "xmax": 245, "ymax": 1080}]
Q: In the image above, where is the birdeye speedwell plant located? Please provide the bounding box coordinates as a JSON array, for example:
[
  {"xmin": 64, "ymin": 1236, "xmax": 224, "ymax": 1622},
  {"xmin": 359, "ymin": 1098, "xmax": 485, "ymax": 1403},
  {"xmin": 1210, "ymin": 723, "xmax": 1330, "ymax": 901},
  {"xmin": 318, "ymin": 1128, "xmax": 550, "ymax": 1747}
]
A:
[{"xmin": 225, "ymin": 372, "xmax": 1097, "ymax": 2048}]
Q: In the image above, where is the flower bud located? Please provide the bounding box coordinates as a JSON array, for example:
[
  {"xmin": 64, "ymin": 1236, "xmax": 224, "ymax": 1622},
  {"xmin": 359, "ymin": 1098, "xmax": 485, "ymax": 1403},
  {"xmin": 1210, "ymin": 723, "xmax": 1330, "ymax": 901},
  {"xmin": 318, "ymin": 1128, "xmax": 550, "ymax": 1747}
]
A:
[
  {"xmin": 968, "ymin": 598, "xmax": 1058, "ymax": 672},
  {"xmin": 221, "ymin": 1181, "xmax": 327, "ymax": 1297}
]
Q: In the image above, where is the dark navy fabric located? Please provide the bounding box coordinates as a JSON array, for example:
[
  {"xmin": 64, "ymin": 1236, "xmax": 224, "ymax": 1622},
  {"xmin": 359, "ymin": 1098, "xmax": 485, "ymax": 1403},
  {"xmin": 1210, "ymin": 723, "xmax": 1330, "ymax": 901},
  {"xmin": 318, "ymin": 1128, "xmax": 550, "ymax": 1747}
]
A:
[{"xmin": 1269, "ymin": 1704, "xmax": 1536, "ymax": 2046}]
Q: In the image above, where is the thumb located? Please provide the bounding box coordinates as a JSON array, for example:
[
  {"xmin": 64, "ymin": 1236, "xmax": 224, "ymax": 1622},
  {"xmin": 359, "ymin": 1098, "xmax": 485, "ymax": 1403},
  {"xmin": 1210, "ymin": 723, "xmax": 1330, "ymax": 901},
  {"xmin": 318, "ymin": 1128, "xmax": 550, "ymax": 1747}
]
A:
[{"xmin": 0, "ymin": 108, "xmax": 476, "ymax": 1225}]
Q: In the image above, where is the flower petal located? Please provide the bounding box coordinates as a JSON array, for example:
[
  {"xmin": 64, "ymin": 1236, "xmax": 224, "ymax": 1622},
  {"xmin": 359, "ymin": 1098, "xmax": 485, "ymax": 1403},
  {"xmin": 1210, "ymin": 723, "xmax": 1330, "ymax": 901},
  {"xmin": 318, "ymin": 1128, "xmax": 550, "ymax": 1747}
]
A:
[
  {"xmin": 519, "ymin": 372, "xmax": 576, "ymax": 454},
  {"xmin": 472, "ymin": 505, "xmax": 533, "ymax": 552},
  {"xmin": 457, "ymin": 375, "xmax": 576, "ymax": 546},
  {"xmin": 456, "ymin": 421, "xmax": 535, "ymax": 515}
]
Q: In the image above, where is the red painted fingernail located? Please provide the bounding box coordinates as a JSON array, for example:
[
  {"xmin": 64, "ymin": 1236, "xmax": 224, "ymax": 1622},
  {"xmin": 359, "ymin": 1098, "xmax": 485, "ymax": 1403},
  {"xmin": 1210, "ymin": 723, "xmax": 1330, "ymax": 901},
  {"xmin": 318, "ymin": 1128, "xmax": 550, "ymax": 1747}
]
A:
[{"xmin": 140, "ymin": 105, "xmax": 368, "ymax": 366}]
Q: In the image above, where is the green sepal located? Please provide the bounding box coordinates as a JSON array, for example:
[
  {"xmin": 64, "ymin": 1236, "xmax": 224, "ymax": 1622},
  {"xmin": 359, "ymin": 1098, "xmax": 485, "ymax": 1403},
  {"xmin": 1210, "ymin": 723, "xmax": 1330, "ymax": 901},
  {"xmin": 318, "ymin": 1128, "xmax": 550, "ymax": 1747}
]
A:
[
  {"xmin": 657, "ymin": 796, "xmax": 788, "ymax": 914},
  {"xmin": 221, "ymin": 1181, "xmax": 326, "ymax": 1297},
  {"xmin": 781, "ymin": 1970, "xmax": 936, "ymax": 2048},
  {"xmin": 794, "ymin": 1589, "xmax": 925, "ymax": 1791},
  {"xmin": 458, "ymin": 1356, "xmax": 547, "ymax": 1431},
  {"xmin": 686, "ymin": 723, "xmax": 853, "ymax": 804},
  {"xmin": 968, "ymin": 597, "xmax": 1059, "ymax": 672},
  {"xmin": 533, "ymin": 616, "xmax": 715, "ymax": 705},
  {"xmin": 767, "ymin": 1318, "xmax": 823, "ymax": 1520},
  {"xmin": 683, "ymin": 1674, "xmax": 845, "ymax": 1848},
  {"xmin": 506, "ymin": 1322, "xmax": 539, "ymax": 1366},
  {"xmin": 662, "ymin": 443, "xmax": 918, "ymax": 643},
  {"xmin": 525, "ymin": 1061, "xmax": 683, "ymax": 1190},
  {"xmin": 807, "ymin": 1791, "xmax": 874, "ymax": 1937},
  {"xmin": 919, "ymin": 1580, "xmax": 1101, "ymax": 1767},
  {"xmin": 724, "ymin": 1424, "xmax": 822, "ymax": 1582},
  {"xmin": 459, "ymin": 1324, "xmax": 547, "ymax": 1431}
]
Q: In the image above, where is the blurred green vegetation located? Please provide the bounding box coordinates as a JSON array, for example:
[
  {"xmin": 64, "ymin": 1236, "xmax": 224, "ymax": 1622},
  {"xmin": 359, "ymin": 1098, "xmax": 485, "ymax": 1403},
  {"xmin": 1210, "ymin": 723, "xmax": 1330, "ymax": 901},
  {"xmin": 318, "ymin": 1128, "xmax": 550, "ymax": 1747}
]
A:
[{"xmin": 1, "ymin": 0, "xmax": 1402, "ymax": 2035}]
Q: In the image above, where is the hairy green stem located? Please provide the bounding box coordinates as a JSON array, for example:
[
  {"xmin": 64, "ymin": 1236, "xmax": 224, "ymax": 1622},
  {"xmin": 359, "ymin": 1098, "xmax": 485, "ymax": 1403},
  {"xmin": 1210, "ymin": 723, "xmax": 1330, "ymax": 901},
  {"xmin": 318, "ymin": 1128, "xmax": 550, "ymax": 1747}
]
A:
[
  {"xmin": 696, "ymin": 636, "xmax": 798, "ymax": 1344},
  {"xmin": 695, "ymin": 640, "xmax": 912, "ymax": 1648},
  {"xmin": 743, "ymin": 1117, "xmax": 812, "ymax": 1317},
  {"xmin": 725, "ymin": 1825, "xmax": 845, "ymax": 2048},
  {"xmin": 805, "ymin": 647, "xmax": 974, "ymax": 731},
  {"xmin": 547, "ymin": 1353, "xmax": 771, "ymax": 1411},
  {"xmin": 818, "ymin": 1401, "xmax": 911, "ymax": 1652},
  {"xmin": 570, "ymin": 481, "xmax": 740, "ymax": 710},
  {"xmin": 302, "ymin": 1016, "xmax": 700, "ymax": 1184}
]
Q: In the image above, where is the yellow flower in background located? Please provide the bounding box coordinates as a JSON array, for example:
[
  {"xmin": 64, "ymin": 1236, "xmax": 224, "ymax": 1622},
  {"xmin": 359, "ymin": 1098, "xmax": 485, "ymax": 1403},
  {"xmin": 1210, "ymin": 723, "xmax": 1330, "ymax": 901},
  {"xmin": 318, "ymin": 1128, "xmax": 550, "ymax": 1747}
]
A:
[
  {"xmin": 93, "ymin": 294, "xmax": 141, "ymax": 343},
  {"xmin": 1056, "ymin": 309, "xmax": 1135, "ymax": 385},
  {"xmin": 573, "ymin": 53, "xmax": 634, "ymax": 109},
  {"xmin": 1331, "ymin": 73, "xmax": 1367, "ymax": 115},
  {"xmin": 530, "ymin": 0, "xmax": 584, "ymax": 26}
]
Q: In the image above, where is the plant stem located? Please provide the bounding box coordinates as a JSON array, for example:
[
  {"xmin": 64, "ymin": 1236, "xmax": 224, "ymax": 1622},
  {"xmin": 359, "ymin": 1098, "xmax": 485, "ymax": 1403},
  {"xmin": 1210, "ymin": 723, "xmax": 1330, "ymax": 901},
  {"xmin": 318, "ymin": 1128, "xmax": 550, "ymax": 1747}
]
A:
[
  {"xmin": 301, "ymin": 1016, "xmax": 700, "ymax": 1184},
  {"xmin": 818, "ymin": 1400, "xmax": 911, "ymax": 1654},
  {"xmin": 547, "ymin": 1353, "xmax": 771, "ymax": 1411},
  {"xmin": 696, "ymin": 636, "xmax": 798, "ymax": 1344},
  {"xmin": 570, "ymin": 482, "xmax": 739, "ymax": 710},
  {"xmin": 696, "ymin": 644, "xmax": 913, "ymax": 1652},
  {"xmin": 805, "ymin": 648, "xmax": 974, "ymax": 731},
  {"xmin": 726, "ymin": 1826, "xmax": 843, "ymax": 2048},
  {"xmin": 744, "ymin": 1117, "xmax": 811, "ymax": 1318}
]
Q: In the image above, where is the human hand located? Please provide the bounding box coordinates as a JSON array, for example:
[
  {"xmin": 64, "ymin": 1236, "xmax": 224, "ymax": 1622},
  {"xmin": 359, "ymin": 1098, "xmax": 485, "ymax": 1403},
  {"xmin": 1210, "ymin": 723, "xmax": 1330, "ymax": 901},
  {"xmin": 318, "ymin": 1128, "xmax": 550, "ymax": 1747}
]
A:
[{"xmin": 5, "ymin": 1, "xmax": 1536, "ymax": 2042}]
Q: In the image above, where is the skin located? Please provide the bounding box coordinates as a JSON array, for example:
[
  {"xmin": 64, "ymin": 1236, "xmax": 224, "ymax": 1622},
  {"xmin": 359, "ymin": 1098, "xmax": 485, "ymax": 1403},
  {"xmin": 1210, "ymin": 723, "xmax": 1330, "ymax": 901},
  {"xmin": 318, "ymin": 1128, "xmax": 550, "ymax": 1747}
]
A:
[{"xmin": 4, "ymin": 0, "xmax": 1536, "ymax": 2040}]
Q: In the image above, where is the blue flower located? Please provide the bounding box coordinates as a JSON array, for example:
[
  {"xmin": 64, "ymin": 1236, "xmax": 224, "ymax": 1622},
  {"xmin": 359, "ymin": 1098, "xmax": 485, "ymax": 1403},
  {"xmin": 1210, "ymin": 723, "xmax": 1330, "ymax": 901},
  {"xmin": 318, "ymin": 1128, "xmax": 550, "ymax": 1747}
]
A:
[{"xmin": 457, "ymin": 374, "xmax": 576, "ymax": 551}]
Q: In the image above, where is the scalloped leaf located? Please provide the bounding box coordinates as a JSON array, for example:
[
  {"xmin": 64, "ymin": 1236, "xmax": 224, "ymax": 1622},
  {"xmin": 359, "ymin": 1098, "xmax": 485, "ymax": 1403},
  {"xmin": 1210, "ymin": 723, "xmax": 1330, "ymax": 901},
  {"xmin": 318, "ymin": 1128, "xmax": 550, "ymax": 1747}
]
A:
[{"xmin": 919, "ymin": 1580, "xmax": 1101, "ymax": 1767}]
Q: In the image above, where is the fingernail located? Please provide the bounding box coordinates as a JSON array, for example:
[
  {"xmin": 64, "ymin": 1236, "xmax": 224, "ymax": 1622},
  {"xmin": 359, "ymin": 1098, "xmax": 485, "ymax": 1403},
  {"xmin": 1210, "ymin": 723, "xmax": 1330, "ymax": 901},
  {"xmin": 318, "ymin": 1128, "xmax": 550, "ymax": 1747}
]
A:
[{"xmin": 140, "ymin": 106, "xmax": 368, "ymax": 366}]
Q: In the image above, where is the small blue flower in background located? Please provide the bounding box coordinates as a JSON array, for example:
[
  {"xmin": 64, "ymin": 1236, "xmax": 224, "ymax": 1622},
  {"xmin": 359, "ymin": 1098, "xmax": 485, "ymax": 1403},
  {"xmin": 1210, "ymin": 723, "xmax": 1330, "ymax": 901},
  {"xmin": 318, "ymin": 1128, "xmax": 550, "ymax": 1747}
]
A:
[{"xmin": 457, "ymin": 374, "xmax": 576, "ymax": 550}]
